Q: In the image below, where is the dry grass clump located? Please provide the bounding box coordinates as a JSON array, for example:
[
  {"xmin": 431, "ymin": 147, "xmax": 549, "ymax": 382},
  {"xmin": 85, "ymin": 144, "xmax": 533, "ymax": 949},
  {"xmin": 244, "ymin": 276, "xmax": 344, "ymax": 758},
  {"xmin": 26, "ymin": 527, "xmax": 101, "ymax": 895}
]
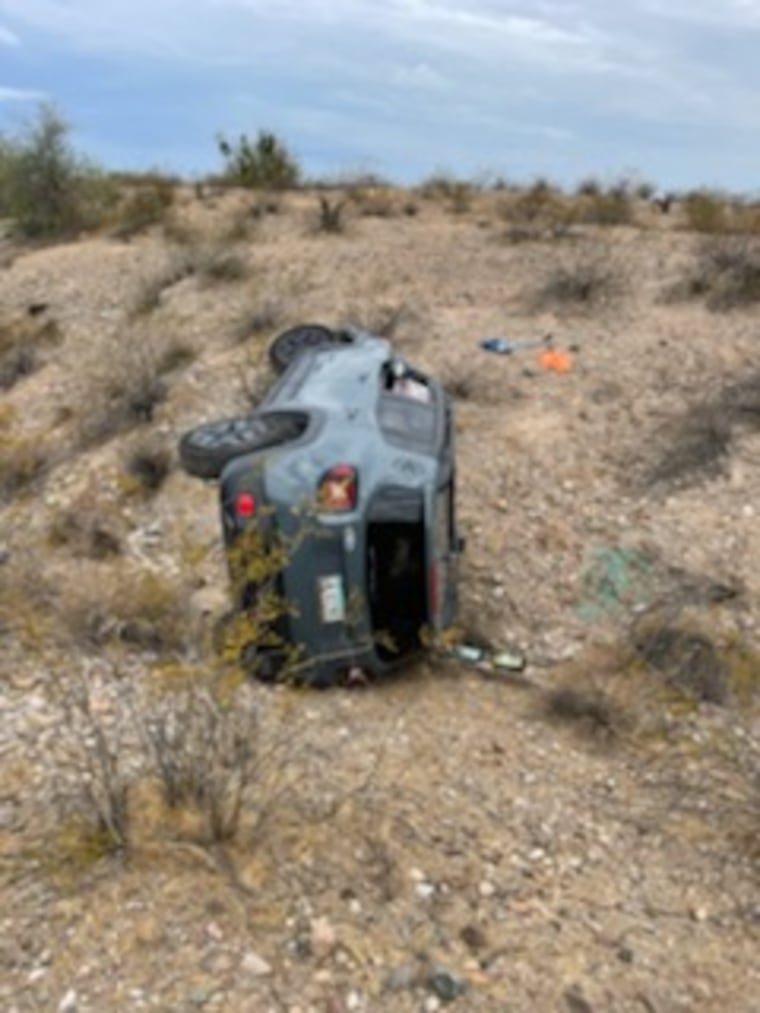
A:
[
  {"xmin": 501, "ymin": 179, "xmax": 571, "ymax": 240},
  {"xmin": 229, "ymin": 299, "xmax": 286, "ymax": 345},
  {"xmin": 58, "ymin": 566, "xmax": 190, "ymax": 653},
  {"xmin": 345, "ymin": 301, "xmax": 414, "ymax": 340},
  {"xmin": 48, "ymin": 499, "xmax": 122, "ymax": 559},
  {"xmin": 631, "ymin": 616, "xmax": 729, "ymax": 704},
  {"xmin": 78, "ymin": 340, "xmax": 168, "ymax": 447},
  {"xmin": 418, "ymin": 173, "xmax": 473, "ymax": 213},
  {"xmin": 195, "ymin": 247, "xmax": 250, "ymax": 284},
  {"xmin": 129, "ymin": 255, "xmax": 197, "ymax": 317},
  {"xmin": 348, "ymin": 185, "xmax": 399, "ymax": 218},
  {"xmin": 438, "ymin": 356, "xmax": 508, "ymax": 406},
  {"xmin": 538, "ymin": 646, "xmax": 642, "ymax": 743},
  {"xmin": 575, "ymin": 185, "xmax": 634, "ymax": 226},
  {"xmin": 124, "ymin": 440, "xmax": 173, "ymax": 494},
  {"xmin": 0, "ymin": 431, "xmax": 49, "ymax": 502},
  {"xmin": 681, "ymin": 191, "xmax": 760, "ymax": 235},
  {"xmin": 644, "ymin": 369, "xmax": 760, "ymax": 488},
  {"xmin": 50, "ymin": 665, "xmax": 261, "ymax": 854},
  {"xmin": 671, "ymin": 238, "xmax": 760, "ymax": 310},
  {"xmin": 646, "ymin": 404, "xmax": 732, "ymax": 488},
  {"xmin": 314, "ymin": 195, "xmax": 347, "ymax": 234},
  {"xmin": 569, "ymin": 178, "xmax": 636, "ymax": 225},
  {"xmin": 110, "ymin": 178, "xmax": 176, "ymax": 239},
  {"xmin": 532, "ymin": 244, "xmax": 624, "ymax": 309},
  {"xmin": 130, "ymin": 244, "xmax": 250, "ymax": 317},
  {"xmin": 156, "ymin": 338, "xmax": 197, "ymax": 374},
  {"xmin": 0, "ymin": 311, "xmax": 62, "ymax": 390}
]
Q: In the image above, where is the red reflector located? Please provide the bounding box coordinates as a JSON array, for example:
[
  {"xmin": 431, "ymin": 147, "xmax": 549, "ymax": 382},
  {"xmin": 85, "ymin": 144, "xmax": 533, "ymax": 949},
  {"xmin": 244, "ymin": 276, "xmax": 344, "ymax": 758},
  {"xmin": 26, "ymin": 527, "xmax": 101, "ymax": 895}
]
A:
[
  {"xmin": 234, "ymin": 491, "xmax": 256, "ymax": 518},
  {"xmin": 318, "ymin": 464, "xmax": 357, "ymax": 511}
]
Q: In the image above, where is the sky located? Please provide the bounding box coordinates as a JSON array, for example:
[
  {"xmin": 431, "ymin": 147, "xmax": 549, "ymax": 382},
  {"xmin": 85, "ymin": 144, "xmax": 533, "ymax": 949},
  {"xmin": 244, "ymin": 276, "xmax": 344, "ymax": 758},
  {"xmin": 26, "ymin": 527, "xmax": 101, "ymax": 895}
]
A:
[{"xmin": 0, "ymin": 0, "xmax": 759, "ymax": 192}]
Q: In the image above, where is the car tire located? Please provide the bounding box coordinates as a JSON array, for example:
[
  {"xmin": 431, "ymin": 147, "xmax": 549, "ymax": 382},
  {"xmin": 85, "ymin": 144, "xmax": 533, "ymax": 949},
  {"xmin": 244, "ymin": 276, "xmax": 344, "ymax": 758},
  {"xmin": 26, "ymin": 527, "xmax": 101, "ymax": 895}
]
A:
[
  {"xmin": 178, "ymin": 412, "xmax": 306, "ymax": 479},
  {"xmin": 269, "ymin": 324, "xmax": 353, "ymax": 374}
]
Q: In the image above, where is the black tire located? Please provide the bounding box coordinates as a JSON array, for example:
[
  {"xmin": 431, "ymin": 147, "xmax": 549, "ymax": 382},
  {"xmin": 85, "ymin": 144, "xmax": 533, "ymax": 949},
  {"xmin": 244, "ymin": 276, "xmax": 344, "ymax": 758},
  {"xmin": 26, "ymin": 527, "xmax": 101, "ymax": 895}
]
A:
[
  {"xmin": 269, "ymin": 324, "xmax": 353, "ymax": 374},
  {"xmin": 178, "ymin": 412, "xmax": 306, "ymax": 479}
]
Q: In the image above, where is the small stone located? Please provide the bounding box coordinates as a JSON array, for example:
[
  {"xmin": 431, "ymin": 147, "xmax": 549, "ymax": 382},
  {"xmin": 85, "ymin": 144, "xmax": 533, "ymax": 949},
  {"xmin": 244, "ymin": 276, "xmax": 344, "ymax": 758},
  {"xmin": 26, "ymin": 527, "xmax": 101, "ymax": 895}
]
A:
[
  {"xmin": 310, "ymin": 916, "xmax": 337, "ymax": 959},
  {"xmin": 428, "ymin": 968, "xmax": 467, "ymax": 1003},
  {"xmin": 58, "ymin": 990, "xmax": 78, "ymax": 1013},
  {"xmin": 384, "ymin": 962, "xmax": 423, "ymax": 992},
  {"xmin": 416, "ymin": 881, "xmax": 436, "ymax": 900},
  {"xmin": 345, "ymin": 991, "xmax": 362, "ymax": 1011},
  {"xmin": 478, "ymin": 880, "xmax": 495, "ymax": 898},
  {"xmin": 691, "ymin": 906, "xmax": 708, "ymax": 923},
  {"xmin": 241, "ymin": 951, "xmax": 272, "ymax": 977}
]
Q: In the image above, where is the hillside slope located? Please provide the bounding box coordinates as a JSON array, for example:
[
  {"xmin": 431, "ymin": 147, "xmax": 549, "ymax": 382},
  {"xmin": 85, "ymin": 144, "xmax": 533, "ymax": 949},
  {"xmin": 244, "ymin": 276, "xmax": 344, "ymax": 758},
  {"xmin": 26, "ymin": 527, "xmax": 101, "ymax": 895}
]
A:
[{"xmin": 1, "ymin": 188, "xmax": 758, "ymax": 1012}]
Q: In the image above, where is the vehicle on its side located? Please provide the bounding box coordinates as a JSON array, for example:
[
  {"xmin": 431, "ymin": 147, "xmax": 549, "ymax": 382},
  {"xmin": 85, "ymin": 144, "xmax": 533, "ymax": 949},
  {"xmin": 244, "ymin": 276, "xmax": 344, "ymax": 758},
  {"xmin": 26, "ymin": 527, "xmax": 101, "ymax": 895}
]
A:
[{"xmin": 179, "ymin": 324, "xmax": 463, "ymax": 685}]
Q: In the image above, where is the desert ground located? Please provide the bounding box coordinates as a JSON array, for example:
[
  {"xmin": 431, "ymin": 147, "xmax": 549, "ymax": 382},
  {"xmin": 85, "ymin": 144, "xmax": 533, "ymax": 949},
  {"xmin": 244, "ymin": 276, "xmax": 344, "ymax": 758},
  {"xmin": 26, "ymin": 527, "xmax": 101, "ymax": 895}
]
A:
[{"xmin": 1, "ymin": 182, "xmax": 758, "ymax": 1012}]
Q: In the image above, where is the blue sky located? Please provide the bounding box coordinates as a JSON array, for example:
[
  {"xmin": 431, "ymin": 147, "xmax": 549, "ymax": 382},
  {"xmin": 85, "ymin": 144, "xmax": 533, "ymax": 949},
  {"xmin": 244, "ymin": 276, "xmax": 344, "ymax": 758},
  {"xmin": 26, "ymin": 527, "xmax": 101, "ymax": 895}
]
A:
[{"xmin": 1, "ymin": 0, "xmax": 759, "ymax": 191}]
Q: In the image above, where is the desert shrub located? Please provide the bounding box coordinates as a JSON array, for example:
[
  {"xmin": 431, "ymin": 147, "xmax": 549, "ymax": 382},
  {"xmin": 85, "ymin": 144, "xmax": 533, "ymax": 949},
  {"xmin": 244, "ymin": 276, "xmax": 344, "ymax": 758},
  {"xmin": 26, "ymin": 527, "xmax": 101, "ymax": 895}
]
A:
[
  {"xmin": 48, "ymin": 501, "xmax": 122, "ymax": 559},
  {"xmin": 156, "ymin": 339, "xmax": 196, "ymax": 374},
  {"xmin": 230, "ymin": 300, "xmax": 285, "ymax": 344},
  {"xmin": 129, "ymin": 255, "xmax": 197, "ymax": 317},
  {"xmin": 647, "ymin": 406, "xmax": 732, "ymax": 487},
  {"xmin": 50, "ymin": 662, "xmax": 261, "ymax": 852},
  {"xmin": 503, "ymin": 181, "xmax": 570, "ymax": 238},
  {"xmin": 59, "ymin": 567, "xmax": 190, "ymax": 653},
  {"xmin": 683, "ymin": 190, "xmax": 729, "ymax": 233},
  {"xmin": 217, "ymin": 129, "xmax": 300, "ymax": 190},
  {"xmin": 0, "ymin": 345, "xmax": 38, "ymax": 389},
  {"xmin": 644, "ymin": 370, "xmax": 760, "ymax": 488},
  {"xmin": 349, "ymin": 186, "xmax": 397, "ymax": 218},
  {"xmin": 137, "ymin": 670, "xmax": 260, "ymax": 842},
  {"xmin": 575, "ymin": 181, "xmax": 634, "ymax": 226},
  {"xmin": 533, "ymin": 246, "xmax": 623, "ymax": 308},
  {"xmin": 634, "ymin": 180, "xmax": 656, "ymax": 200},
  {"xmin": 0, "ymin": 312, "xmax": 61, "ymax": 389},
  {"xmin": 125, "ymin": 441, "xmax": 172, "ymax": 494},
  {"xmin": 315, "ymin": 196, "xmax": 346, "ymax": 233},
  {"xmin": 631, "ymin": 620, "xmax": 728, "ymax": 704},
  {"xmin": 542, "ymin": 685, "xmax": 627, "ymax": 739},
  {"xmin": 111, "ymin": 178, "xmax": 176, "ymax": 239},
  {"xmin": 346, "ymin": 302, "xmax": 411, "ymax": 340},
  {"xmin": 0, "ymin": 432, "xmax": 48, "ymax": 502},
  {"xmin": 78, "ymin": 341, "xmax": 168, "ymax": 446},
  {"xmin": 670, "ymin": 238, "xmax": 760, "ymax": 310},
  {"xmin": 0, "ymin": 104, "xmax": 117, "ymax": 238},
  {"xmin": 196, "ymin": 247, "xmax": 249, "ymax": 283},
  {"xmin": 418, "ymin": 172, "xmax": 475, "ymax": 213},
  {"xmin": 576, "ymin": 177, "xmax": 601, "ymax": 197}
]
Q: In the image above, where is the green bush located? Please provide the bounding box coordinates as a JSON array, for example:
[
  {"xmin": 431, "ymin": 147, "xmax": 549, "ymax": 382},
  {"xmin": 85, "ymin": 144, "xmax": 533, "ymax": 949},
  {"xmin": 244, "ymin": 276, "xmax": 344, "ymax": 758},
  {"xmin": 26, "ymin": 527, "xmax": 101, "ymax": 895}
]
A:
[
  {"xmin": 217, "ymin": 129, "xmax": 300, "ymax": 189},
  {"xmin": 0, "ymin": 104, "xmax": 116, "ymax": 238},
  {"xmin": 683, "ymin": 190, "xmax": 729, "ymax": 233}
]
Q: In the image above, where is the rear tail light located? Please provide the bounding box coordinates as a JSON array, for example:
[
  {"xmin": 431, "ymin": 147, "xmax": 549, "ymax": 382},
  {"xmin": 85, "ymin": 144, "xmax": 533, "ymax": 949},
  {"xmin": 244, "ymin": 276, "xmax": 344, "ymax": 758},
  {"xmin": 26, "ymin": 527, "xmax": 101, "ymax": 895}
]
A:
[
  {"xmin": 234, "ymin": 491, "xmax": 257, "ymax": 519},
  {"xmin": 318, "ymin": 464, "xmax": 357, "ymax": 512}
]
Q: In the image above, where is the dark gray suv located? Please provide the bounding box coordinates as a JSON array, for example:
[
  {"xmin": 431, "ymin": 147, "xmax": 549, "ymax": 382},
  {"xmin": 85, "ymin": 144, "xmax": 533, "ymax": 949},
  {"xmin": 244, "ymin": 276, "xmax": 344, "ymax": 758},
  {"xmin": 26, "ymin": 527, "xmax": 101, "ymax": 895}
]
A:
[{"xmin": 179, "ymin": 325, "xmax": 462, "ymax": 685}]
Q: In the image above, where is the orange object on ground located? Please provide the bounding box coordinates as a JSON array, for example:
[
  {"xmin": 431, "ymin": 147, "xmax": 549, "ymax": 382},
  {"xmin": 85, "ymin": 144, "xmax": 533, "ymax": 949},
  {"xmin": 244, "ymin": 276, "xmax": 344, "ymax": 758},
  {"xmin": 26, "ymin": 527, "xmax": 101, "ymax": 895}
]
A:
[{"xmin": 538, "ymin": 348, "xmax": 572, "ymax": 373}]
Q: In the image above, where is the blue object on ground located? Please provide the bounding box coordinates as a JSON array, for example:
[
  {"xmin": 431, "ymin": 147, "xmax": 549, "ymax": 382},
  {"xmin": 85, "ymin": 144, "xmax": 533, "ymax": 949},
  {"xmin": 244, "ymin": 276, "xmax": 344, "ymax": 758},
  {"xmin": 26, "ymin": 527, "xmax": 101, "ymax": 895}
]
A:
[{"xmin": 480, "ymin": 336, "xmax": 547, "ymax": 354}]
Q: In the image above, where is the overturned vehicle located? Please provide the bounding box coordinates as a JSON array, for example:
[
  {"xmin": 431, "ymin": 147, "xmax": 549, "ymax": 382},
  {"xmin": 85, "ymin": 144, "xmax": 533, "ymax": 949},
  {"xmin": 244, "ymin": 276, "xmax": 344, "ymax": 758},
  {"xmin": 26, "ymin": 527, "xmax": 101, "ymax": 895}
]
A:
[{"xmin": 179, "ymin": 325, "xmax": 463, "ymax": 686}]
